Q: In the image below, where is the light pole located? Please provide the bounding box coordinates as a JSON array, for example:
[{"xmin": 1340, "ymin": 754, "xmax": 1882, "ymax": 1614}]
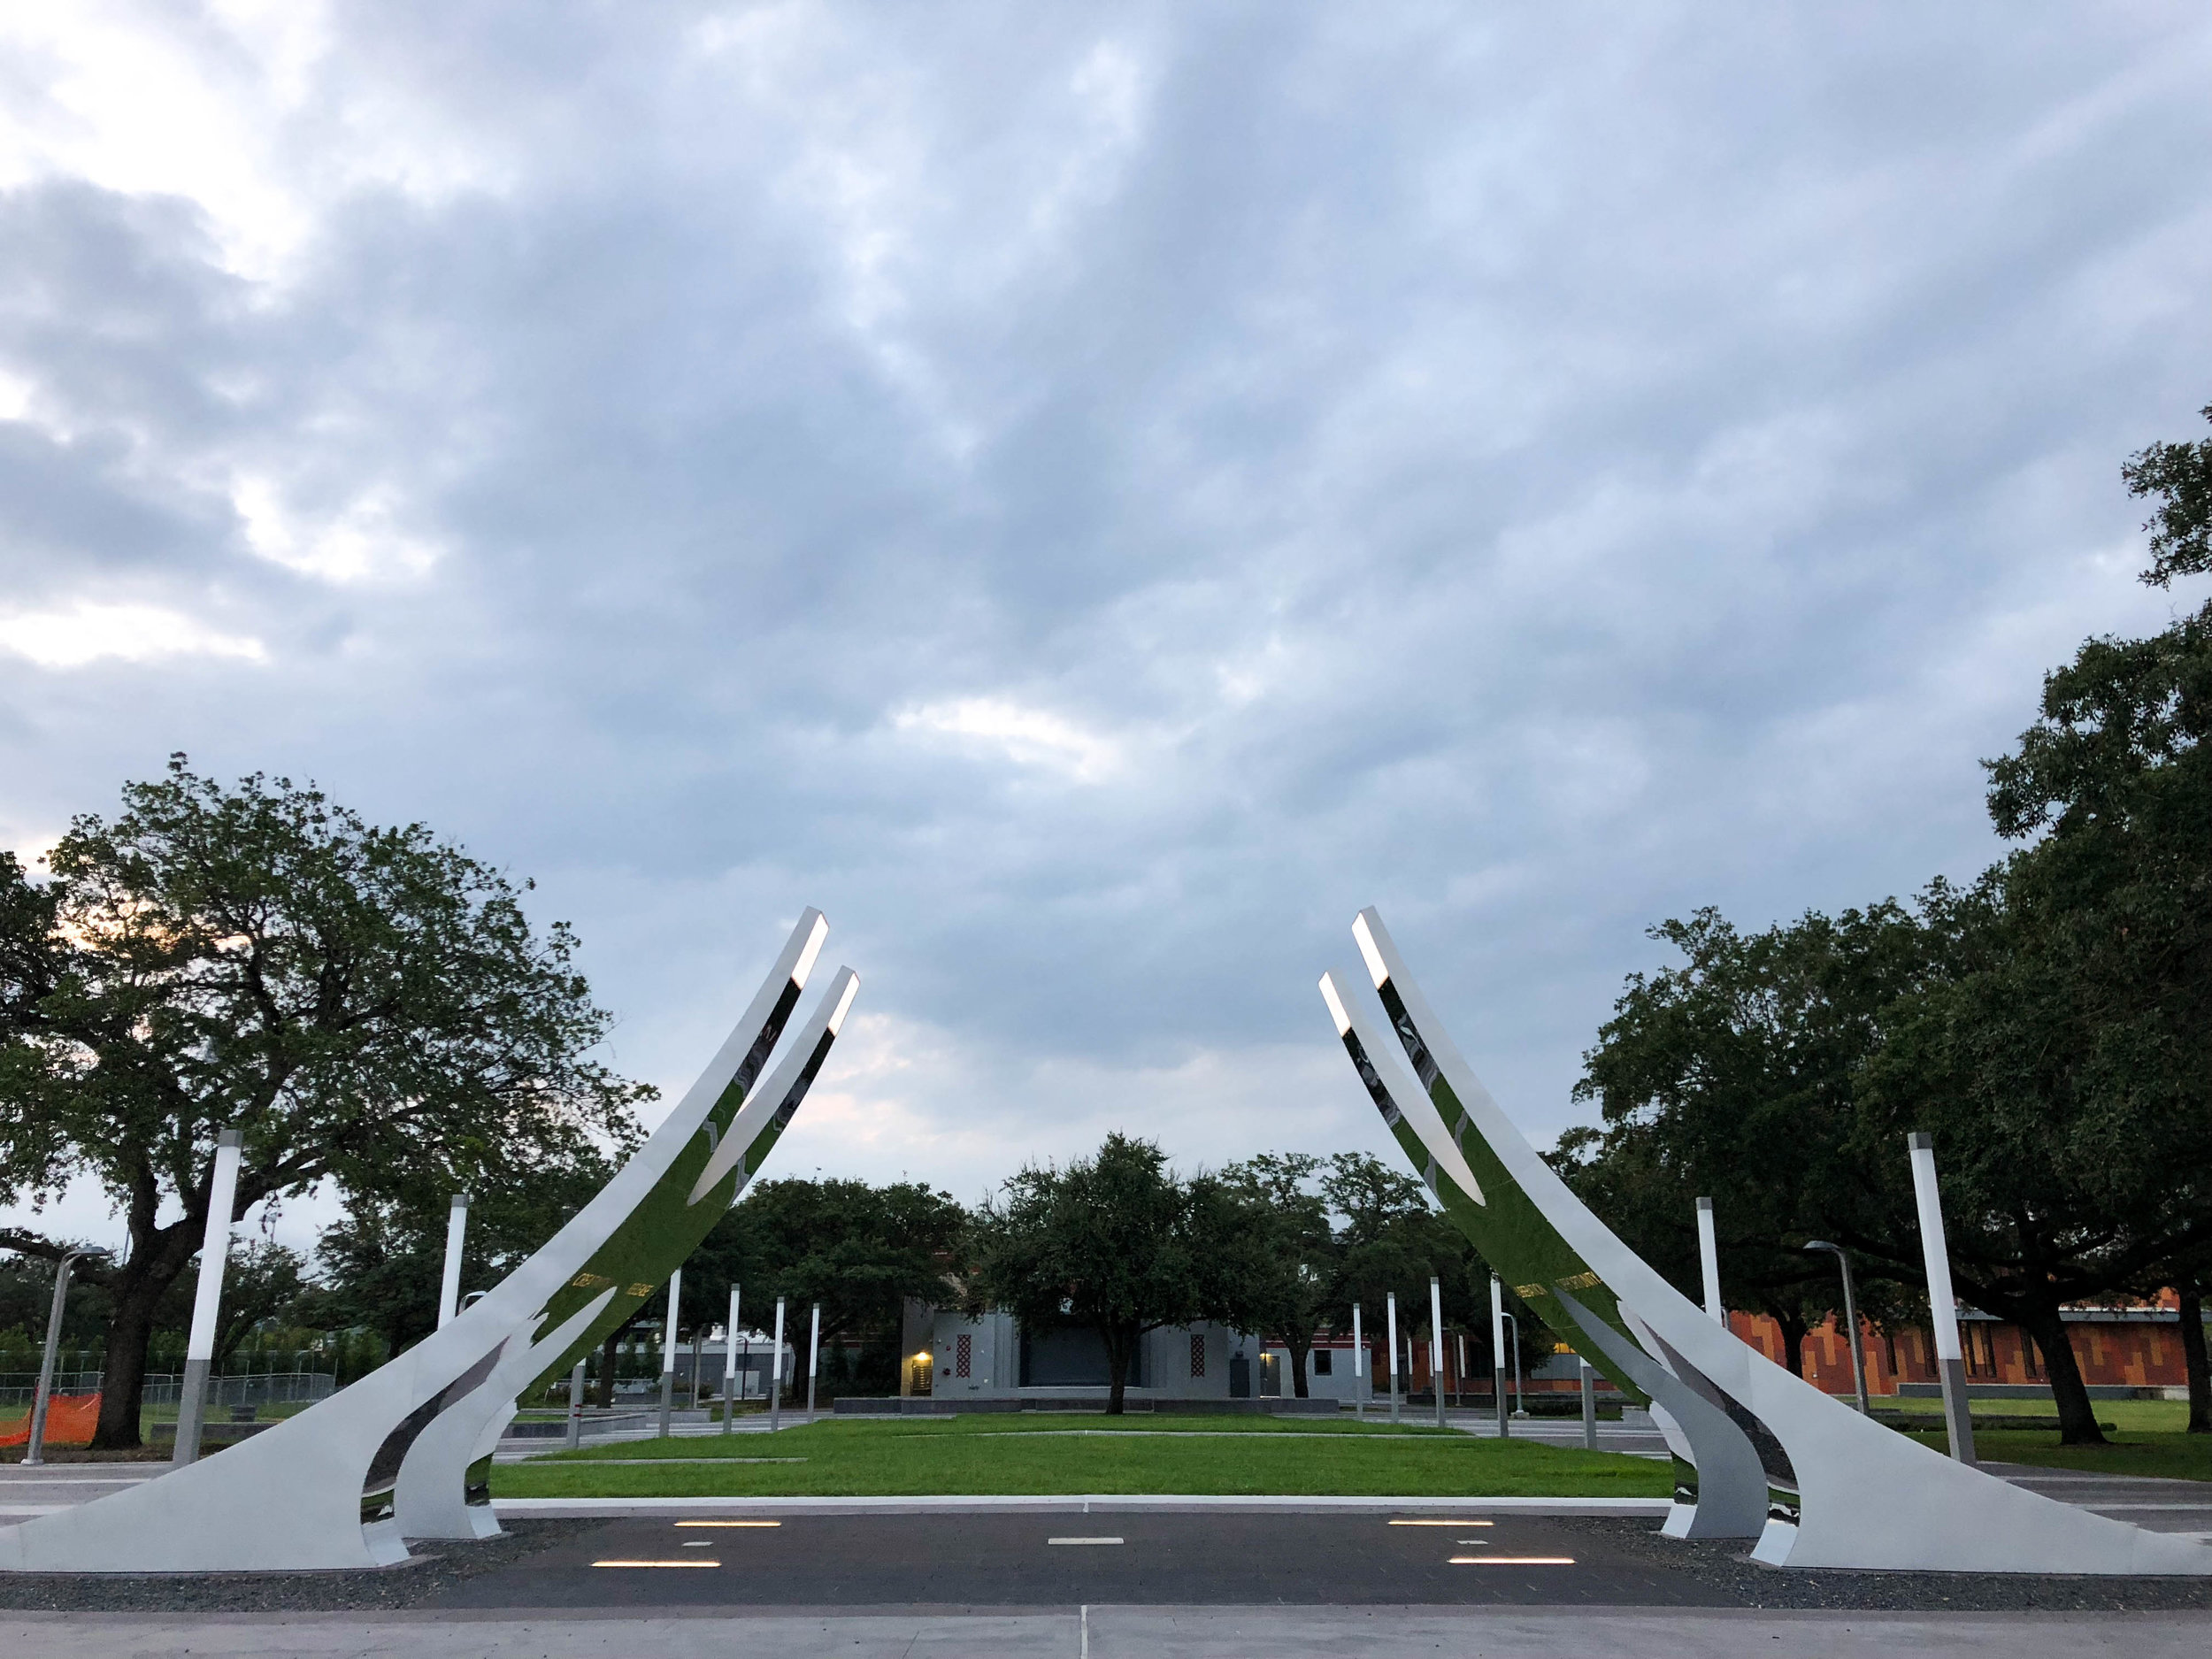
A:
[
  {"xmin": 436, "ymin": 1193, "xmax": 469, "ymax": 1330},
  {"xmin": 657, "ymin": 1269, "xmax": 682, "ymax": 1439},
  {"xmin": 1502, "ymin": 1311, "xmax": 1526, "ymax": 1417},
  {"xmin": 175, "ymin": 1126, "xmax": 245, "ymax": 1467},
  {"xmin": 1804, "ymin": 1240, "xmax": 1870, "ymax": 1417},
  {"xmin": 1385, "ymin": 1292, "xmax": 1400, "ymax": 1425},
  {"xmin": 1428, "ymin": 1276, "xmax": 1448, "ymax": 1429},
  {"xmin": 1489, "ymin": 1276, "xmax": 1509, "ymax": 1437},
  {"xmin": 769, "ymin": 1296, "xmax": 786, "ymax": 1432},
  {"xmin": 806, "ymin": 1302, "xmax": 822, "ymax": 1423},
  {"xmin": 723, "ymin": 1285, "xmax": 741, "ymax": 1434},
  {"xmin": 25, "ymin": 1248, "xmax": 108, "ymax": 1467},
  {"xmin": 1351, "ymin": 1302, "xmax": 1363, "ymax": 1420},
  {"xmin": 1908, "ymin": 1133, "xmax": 1977, "ymax": 1463}
]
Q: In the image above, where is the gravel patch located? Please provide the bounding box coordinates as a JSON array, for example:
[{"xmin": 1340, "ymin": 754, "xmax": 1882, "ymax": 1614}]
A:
[
  {"xmin": 1565, "ymin": 1517, "xmax": 2212, "ymax": 1612},
  {"xmin": 0, "ymin": 1521, "xmax": 595, "ymax": 1613}
]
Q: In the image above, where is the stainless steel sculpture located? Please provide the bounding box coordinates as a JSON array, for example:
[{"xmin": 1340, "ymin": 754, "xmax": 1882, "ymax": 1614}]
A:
[
  {"xmin": 0, "ymin": 910, "xmax": 856, "ymax": 1573},
  {"xmin": 1323, "ymin": 906, "xmax": 2211, "ymax": 1574}
]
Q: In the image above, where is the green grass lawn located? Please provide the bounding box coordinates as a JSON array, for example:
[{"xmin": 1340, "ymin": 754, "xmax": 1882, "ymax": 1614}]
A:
[
  {"xmin": 1893, "ymin": 1422, "xmax": 2212, "ymax": 1483},
  {"xmin": 491, "ymin": 1415, "xmax": 1672, "ymax": 1501},
  {"xmin": 1879, "ymin": 1396, "xmax": 2187, "ymax": 1433}
]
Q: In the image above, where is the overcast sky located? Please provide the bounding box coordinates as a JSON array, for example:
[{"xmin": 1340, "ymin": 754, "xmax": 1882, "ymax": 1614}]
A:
[{"xmin": 4, "ymin": 4, "xmax": 2209, "ymax": 1252}]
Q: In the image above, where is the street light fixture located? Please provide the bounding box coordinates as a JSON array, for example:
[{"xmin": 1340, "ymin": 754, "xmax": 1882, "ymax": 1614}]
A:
[
  {"xmin": 24, "ymin": 1247, "xmax": 110, "ymax": 1467},
  {"xmin": 1803, "ymin": 1240, "xmax": 1870, "ymax": 1415}
]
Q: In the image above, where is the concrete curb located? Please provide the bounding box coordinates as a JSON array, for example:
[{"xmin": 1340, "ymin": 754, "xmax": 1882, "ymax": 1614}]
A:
[{"xmin": 493, "ymin": 1494, "xmax": 1674, "ymax": 1517}]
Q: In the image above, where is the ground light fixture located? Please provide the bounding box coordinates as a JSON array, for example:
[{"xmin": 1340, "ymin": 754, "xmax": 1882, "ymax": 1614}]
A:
[
  {"xmin": 675, "ymin": 1520, "xmax": 780, "ymax": 1528},
  {"xmin": 1386, "ymin": 1519, "xmax": 1493, "ymax": 1526},
  {"xmin": 591, "ymin": 1559, "xmax": 719, "ymax": 1568},
  {"xmin": 1802, "ymin": 1240, "xmax": 1870, "ymax": 1415}
]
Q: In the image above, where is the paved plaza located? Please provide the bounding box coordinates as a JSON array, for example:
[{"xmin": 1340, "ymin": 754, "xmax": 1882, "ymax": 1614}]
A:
[
  {"xmin": 4, "ymin": 1606, "xmax": 2212, "ymax": 1659},
  {"xmin": 6, "ymin": 1419, "xmax": 2209, "ymax": 1655}
]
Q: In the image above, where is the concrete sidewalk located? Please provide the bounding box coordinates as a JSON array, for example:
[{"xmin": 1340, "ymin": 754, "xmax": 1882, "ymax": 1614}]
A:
[{"xmin": 2, "ymin": 1605, "xmax": 2208, "ymax": 1658}]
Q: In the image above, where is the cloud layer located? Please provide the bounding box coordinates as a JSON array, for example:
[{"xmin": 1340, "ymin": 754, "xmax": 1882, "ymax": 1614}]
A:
[{"xmin": 4, "ymin": 2, "xmax": 2210, "ymax": 1243}]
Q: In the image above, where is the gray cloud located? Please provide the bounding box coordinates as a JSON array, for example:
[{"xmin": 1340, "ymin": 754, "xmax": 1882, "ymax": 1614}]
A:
[{"xmin": 3, "ymin": 3, "xmax": 2209, "ymax": 1244}]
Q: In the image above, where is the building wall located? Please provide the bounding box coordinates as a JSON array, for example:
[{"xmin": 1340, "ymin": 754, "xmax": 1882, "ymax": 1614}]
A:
[
  {"xmin": 901, "ymin": 1307, "xmax": 1243, "ymax": 1401},
  {"xmin": 1725, "ymin": 1306, "xmax": 2195, "ymax": 1395}
]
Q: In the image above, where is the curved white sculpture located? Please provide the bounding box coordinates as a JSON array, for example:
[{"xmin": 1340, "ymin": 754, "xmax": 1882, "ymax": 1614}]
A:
[
  {"xmin": 0, "ymin": 910, "xmax": 855, "ymax": 1574},
  {"xmin": 1320, "ymin": 962, "xmax": 1770, "ymax": 1540},
  {"xmin": 1326, "ymin": 907, "xmax": 2211, "ymax": 1575}
]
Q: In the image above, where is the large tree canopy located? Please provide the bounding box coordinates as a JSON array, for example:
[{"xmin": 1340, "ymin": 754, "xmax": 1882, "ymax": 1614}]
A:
[
  {"xmin": 298, "ymin": 1148, "xmax": 621, "ymax": 1363},
  {"xmin": 1217, "ymin": 1152, "xmax": 1336, "ymax": 1397},
  {"xmin": 1563, "ymin": 903, "xmax": 1926, "ymax": 1377},
  {"xmin": 964, "ymin": 1133, "xmax": 1263, "ymax": 1414},
  {"xmin": 0, "ymin": 758, "xmax": 649, "ymax": 1446},
  {"xmin": 688, "ymin": 1176, "xmax": 970, "ymax": 1394},
  {"xmin": 1561, "ymin": 408, "xmax": 2212, "ymax": 1445}
]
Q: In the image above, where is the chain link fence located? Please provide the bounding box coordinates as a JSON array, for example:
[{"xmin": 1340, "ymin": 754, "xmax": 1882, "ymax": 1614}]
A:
[{"xmin": 1, "ymin": 1371, "xmax": 336, "ymax": 1408}]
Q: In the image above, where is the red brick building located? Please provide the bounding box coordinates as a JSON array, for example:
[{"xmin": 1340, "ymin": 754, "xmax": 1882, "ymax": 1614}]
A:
[
  {"xmin": 1345, "ymin": 1294, "xmax": 2199, "ymax": 1400},
  {"xmin": 1729, "ymin": 1295, "xmax": 2196, "ymax": 1396}
]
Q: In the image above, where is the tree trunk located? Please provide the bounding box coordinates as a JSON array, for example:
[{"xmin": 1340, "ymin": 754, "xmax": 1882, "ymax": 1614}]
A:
[
  {"xmin": 1287, "ymin": 1333, "xmax": 1311, "ymax": 1399},
  {"xmin": 2177, "ymin": 1282, "xmax": 2210, "ymax": 1435},
  {"xmin": 1775, "ymin": 1308, "xmax": 1809, "ymax": 1380},
  {"xmin": 1099, "ymin": 1322, "xmax": 1144, "ymax": 1416},
  {"xmin": 88, "ymin": 1225, "xmax": 198, "ymax": 1451},
  {"xmin": 2016, "ymin": 1296, "xmax": 2105, "ymax": 1446},
  {"xmin": 89, "ymin": 1280, "xmax": 156, "ymax": 1450}
]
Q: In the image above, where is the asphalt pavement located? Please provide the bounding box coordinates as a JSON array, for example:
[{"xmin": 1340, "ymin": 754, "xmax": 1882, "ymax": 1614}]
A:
[{"xmin": 430, "ymin": 1509, "xmax": 1724, "ymax": 1610}]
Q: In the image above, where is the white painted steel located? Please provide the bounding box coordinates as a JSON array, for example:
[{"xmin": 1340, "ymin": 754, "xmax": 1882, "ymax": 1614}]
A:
[
  {"xmin": 1326, "ymin": 964, "xmax": 1762, "ymax": 1531},
  {"xmin": 806, "ymin": 1302, "xmax": 821, "ymax": 1422},
  {"xmin": 184, "ymin": 1133, "xmax": 244, "ymax": 1364},
  {"xmin": 0, "ymin": 911, "xmax": 841, "ymax": 1573},
  {"xmin": 1428, "ymin": 1276, "xmax": 1446, "ymax": 1428},
  {"xmin": 1909, "ymin": 1137, "xmax": 1963, "ymax": 1362},
  {"xmin": 770, "ymin": 1297, "xmax": 787, "ymax": 1432},
  {"xmin": 1909, "ymin": 1133, "xmax": 1978, "ymax": 1464},
  {"xmin": 1695, "ymin": 1198, "xmax": 1724, "ymax": 1325},
  {"xmin": 1385, "ymin": 1292, "xmax": 1399, "ymax": 1424},
  {"xmin": 659, "ymin": 1269, "xmax": 683, "ymax": 1439},
  {"xmin": 173, "ymin": 1127, "xmax": 244, "ymax": 1468},
  {"xmin": 725, "ymin": 1286, "xmax": 741, "ymax": 1433},
  {"xmin": 437, "ymin": 1194, "xmax": 469, "ymax": 1330},
  {"xmin": 1338, "ymin": 907, "xmax": 2212, "ymax": 1575},
  {"xmin": 391, "ymin": 964, "xmax": 860, "ymax": 1540}
]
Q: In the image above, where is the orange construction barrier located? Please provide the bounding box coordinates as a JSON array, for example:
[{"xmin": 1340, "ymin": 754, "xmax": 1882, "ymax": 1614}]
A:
[{"xmin": 0, "ymin": 1393, "xmax": 102, "ymax": 1448}]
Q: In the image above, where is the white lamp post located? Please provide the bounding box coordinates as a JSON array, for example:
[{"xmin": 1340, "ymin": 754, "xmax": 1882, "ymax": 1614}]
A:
[
  {"xmin": 657, "ymin": 1268, "xmax": 681, "ymax": 1440},
  {"xmin": 436, "ymin": 1194, "xmax": 469, "ymax": 1330},
  {"xmin": 1385, "ymin": 1292, "xmax": 1400, "ymax": 1425},
  {"xmin": 174, "ymin": 1128, "xmax": 244, "ymax": 1467},
  {"xmin": 769, "ymin": 1296, "xmax": 786, "ymax": 1432},
  {"xmin": 1351, "ymin": 1302, "xmax": 1363, "ymax": 1420},
  {"xmin": 1428, "ymin": 1276, "xmax": 1447, "ymax": 1429},
  {"xmin": 1909, "ymin": 1133, "xmax": 1977, "ymax": 1463},
  {"xmin": 807, "ymin": 1302, "xmax": 822, "ymax": 1423},
  {"xmin": 724, "ymin": 1286, "xmax": 741, "ymax": 1434},
  {"xmin": 1696, "ymin": 1196, "xmax": 1724, "ymax": 1325},
  {"xmin": 1489, "ymin": 1274, "xmax": 1509, "ymax": 1440}
]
